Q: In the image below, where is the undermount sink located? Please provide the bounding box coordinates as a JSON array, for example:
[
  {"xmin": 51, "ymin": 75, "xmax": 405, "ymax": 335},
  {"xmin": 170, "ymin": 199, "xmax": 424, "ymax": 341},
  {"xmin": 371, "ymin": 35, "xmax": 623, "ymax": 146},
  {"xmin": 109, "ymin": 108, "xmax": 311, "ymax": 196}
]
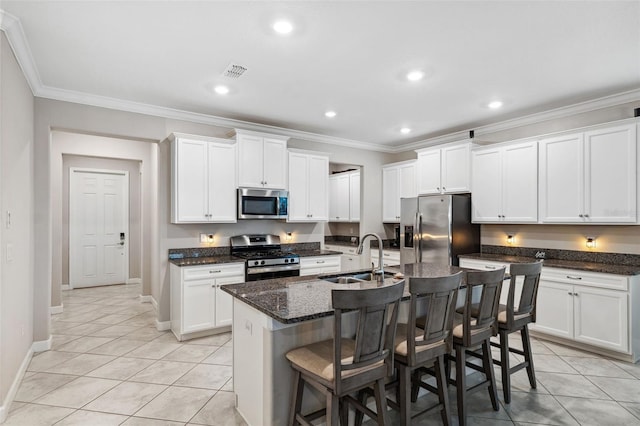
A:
[{"xmin": 320, "ymin": 271, "xmax": 395, "ymax": 284}]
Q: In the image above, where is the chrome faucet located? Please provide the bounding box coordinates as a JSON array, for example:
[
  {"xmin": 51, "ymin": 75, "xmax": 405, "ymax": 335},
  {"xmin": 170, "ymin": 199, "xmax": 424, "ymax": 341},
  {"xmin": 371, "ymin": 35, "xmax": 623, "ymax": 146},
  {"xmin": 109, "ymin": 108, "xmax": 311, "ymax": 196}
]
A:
[{"xmin": 356, "ymin": 233, "xmax": 385, "ymax": 278}]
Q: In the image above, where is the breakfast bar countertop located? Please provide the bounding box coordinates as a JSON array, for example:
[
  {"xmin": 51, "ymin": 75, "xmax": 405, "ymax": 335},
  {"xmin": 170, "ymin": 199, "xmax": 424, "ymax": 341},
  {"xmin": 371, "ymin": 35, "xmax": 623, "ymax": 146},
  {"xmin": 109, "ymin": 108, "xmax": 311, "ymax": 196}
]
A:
[{"xmin": 221, "ymin": 263, "xmax": 469, "ymax": 324}]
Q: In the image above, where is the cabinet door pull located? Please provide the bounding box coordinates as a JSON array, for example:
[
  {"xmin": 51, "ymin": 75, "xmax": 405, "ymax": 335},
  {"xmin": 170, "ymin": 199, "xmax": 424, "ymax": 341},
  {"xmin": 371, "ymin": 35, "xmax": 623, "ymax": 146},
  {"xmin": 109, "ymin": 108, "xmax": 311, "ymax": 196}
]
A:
[
  {"xmin": 566, "ymin": 275, "xmax": 582, "ymax": 280},
  {"xmin": 484, "ymin": 265, "xmax": 497, "ymax": 269},
  {"xmin": 316, "ymin": 260, "xmax": 325, "ymax": 264},
  {"xmin": 209, "ymin": 270, "xmax": 221, "ymax": 274}
]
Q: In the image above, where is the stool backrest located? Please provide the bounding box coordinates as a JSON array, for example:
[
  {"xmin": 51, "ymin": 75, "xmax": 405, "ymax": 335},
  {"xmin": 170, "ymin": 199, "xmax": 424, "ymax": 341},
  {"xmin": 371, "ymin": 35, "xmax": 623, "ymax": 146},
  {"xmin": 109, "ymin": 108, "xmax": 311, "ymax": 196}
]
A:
[
  {"xmin": 331, "ymin": 280, "xmax": 405, "ymax": 388},
  {"xmin": 407, "ymin": 272, "xmax": 461, "ymax": 365},
  {"xmin": 506, "ymin": 261, "xmax": 543, "ymax": 326},
  {"xmin": 461, "ymin": 268, "xmax": 505, "ymax": 345}
]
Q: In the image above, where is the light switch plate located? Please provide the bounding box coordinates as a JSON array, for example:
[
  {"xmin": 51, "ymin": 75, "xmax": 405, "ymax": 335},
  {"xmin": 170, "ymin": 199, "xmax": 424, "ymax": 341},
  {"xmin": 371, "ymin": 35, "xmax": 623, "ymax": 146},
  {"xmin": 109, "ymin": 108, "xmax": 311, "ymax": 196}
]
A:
[{"xmin": 200, "ymin": 233, "xmax": 208, "ymax": 243}]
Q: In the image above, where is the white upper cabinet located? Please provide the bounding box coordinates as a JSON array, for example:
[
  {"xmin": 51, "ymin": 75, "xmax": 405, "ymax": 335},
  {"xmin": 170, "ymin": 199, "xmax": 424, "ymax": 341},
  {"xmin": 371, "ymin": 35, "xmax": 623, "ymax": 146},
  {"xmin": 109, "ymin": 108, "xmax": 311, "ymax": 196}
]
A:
[
  {"xmin": 416, "ymin": 142, "xmax": 470, "ymax": 195},
  {"xmin": 287, "ymin": 151, "xmax": 329, "ymax": 222},
  {"xmin": 171, "ymin": 134, "xmax": 237, "ymax": 223},
  {"xmin": 236, "ymin": 130, "xmax": 288, "ymax": 189},
  {"xmin": 471, "ymin": 140, "xmax": 538, "ymax": 223},
  {"xmin": 329, "ymin": 170, "xmax": 360, "ymax": 222},
  {"xmin": 382, "ymin": 160, "xmax": 417, "ymax": 222},
  {"xmin": 539, "ymin": 123, "xmax": 636, "ymax": 223}
]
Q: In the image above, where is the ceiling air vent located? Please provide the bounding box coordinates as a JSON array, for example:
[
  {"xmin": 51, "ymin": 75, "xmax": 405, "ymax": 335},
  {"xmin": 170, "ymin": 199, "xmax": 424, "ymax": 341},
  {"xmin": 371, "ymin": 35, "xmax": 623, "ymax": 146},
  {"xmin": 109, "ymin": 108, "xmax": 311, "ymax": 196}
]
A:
[{"xmin": 223, "ymin": 63, "xmax": 247, "ymax": 79}]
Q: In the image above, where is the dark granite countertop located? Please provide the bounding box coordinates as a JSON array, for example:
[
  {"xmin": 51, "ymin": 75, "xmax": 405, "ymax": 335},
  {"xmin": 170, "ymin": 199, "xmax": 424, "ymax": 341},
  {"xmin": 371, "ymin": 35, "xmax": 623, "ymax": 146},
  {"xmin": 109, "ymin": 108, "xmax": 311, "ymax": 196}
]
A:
[
  {"xmin": 295, "ymin": 249, "xmax": 343, "ymax": 257},
  {"xmin": 459, "ymin": 253, "xmax": 640, "ymax": 276},
  {"xmin": 169, "ymin": 256, "xmax": 243, "ymax": 267},
  {"xmin": 221, "ymin": 263, "xmax": 473, "ymax": 324}
]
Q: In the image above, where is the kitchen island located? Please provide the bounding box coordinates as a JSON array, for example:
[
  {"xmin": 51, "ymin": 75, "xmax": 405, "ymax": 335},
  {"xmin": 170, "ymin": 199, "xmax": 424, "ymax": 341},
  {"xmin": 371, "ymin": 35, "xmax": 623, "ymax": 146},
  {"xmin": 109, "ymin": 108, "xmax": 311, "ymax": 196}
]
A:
[{"xmin": 221, "ymin": 263, "xmax": 467, "ymax": 426}]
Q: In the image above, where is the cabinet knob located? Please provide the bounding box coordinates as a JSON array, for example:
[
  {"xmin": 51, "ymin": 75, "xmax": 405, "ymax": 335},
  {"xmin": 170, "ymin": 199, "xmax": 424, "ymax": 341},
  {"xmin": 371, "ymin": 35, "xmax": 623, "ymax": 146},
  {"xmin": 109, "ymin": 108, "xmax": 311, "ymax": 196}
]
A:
[
  {"xmin": 568, "ymin": 292, "xmax": 573, "ymax": 296},
  {"xmin": 442, "ymin": 187, "xmax": 446, "ymax": 191},
  {"xmin": 574, "ymin": 292, "xmax": 579, "ymax": 296},
  {"xmin": 436, "ymin": 187, "xmax": 440, "ymax": 191},
  {"xmin": 212, "ymin": 284, "xmax": 216, "ymax": 288},
  {"xmin": 584, "ymin": 214, "xmax": 589, "ymax": 218},
  {"xmin": 578, "ymin": 214, "xmax": 584, "ymax": 218}
]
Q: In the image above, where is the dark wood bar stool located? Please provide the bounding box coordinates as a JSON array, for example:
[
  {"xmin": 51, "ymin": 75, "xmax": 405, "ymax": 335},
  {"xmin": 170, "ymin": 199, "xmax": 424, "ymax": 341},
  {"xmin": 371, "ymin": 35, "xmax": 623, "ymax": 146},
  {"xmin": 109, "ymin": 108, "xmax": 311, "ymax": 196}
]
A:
[
  {"xmin": 393, "ymin": 272, "xmax": 461, "ymax": 426},
  {"xmin": 492, "ymin": 260, "xmax": 543, "ymax": 403},
  {"xmin": 285, "ymin": 281, "xmax": 404, "ymax": 426},
  {"xmin": 450, "ymin": 268, "xmax": 505, "ymax": 426}
]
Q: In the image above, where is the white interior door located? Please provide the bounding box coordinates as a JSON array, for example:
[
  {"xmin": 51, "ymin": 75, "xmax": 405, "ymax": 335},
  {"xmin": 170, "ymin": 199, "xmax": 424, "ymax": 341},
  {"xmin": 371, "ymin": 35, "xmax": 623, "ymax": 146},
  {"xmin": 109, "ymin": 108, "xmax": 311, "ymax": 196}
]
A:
[{"xmin": 70, "ymin": 168, "xmax": 129, "ymax": 288}]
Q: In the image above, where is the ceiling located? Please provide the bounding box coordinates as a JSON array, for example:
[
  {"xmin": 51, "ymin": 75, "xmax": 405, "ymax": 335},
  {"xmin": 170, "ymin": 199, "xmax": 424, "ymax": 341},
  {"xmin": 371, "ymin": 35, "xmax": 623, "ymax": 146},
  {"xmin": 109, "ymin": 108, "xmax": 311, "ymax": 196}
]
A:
[{"xmin": 1, "ymin": 1, "xmax": 639, "ymax": 151}]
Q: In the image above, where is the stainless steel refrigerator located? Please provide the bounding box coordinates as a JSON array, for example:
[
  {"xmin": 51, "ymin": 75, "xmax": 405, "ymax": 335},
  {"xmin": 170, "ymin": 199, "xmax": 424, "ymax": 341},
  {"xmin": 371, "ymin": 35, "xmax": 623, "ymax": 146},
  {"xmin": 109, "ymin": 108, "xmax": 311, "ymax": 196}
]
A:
[{"xmin": 400, "ymin": 194, "xmax": 480, "ymax": 266}]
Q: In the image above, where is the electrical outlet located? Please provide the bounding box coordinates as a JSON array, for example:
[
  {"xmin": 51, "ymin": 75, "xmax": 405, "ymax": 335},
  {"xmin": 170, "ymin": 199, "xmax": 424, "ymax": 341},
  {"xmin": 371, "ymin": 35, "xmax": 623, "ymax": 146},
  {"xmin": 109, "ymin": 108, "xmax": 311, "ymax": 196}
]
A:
[{"xmin": 200, "ymin": 234, "xmax": 208, "ymax": 243}]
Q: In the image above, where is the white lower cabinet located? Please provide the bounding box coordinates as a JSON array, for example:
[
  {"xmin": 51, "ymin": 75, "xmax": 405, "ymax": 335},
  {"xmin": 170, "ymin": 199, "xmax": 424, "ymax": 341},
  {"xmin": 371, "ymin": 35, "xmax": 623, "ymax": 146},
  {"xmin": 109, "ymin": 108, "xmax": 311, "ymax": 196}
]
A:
[
  {"xmin": 371, "ymin": 250, "xmax": 400, "ymax": 269},
  {"xmin": 299, "ymin": 256, "xmax": 341, "ymax": 276},
  {"xmin": 170, "ymin": 262, "xmax": 244, "ymax": 341},
  {"xmin": 532, "ymin": 268, "xmax": 631, "ymax": 355},
  {"xmin": 325, "ymin": 245, "xmax": 366, "ymax": 272}
]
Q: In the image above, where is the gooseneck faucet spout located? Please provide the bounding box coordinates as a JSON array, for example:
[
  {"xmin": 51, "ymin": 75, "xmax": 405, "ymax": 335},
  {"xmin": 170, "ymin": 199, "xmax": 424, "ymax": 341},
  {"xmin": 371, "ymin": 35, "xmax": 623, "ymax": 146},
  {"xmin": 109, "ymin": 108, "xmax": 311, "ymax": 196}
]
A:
[{"xmin": 356, "ymin": 233, "xmax": 384, "ymax": 278}]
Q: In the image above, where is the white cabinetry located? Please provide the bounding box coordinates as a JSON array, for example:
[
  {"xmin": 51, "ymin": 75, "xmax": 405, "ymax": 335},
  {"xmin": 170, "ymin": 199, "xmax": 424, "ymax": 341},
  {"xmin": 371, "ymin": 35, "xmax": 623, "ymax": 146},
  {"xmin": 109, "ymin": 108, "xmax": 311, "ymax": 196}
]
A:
[
  {"xmin": 299, "ymin": 256, "xmax": 341, "ymax": 276},
  {"xmin": 325, "ymin": 244, "xmax": 366, "ymax": 272},
  {"xmin": 170, "ymin": 134, "xmax": 237, "ymax": 223},
  {"xmin": 539, "ymin": 123, "xmax": 636, "ymax": 224},
  {"xmin": 236, "ymin": 129, "xmax": 288, "ymax": 190},
  {"xmin": 382, "ymin": 160, "xmax": 417, "ymax": 222},
  {"xmin": 532, "ymin": 268, "xmax": 633, "ymax": 356},
  {"xmin": 371, "ymin": 250, "xmax": 401, "ymax": 269},
  {"xmin": 471, "ymin": 140, "xmax": 538, "ymax": 223},
  {"xmin": 329, "ymin": 171, "xmax": 360, "ymax": 222},
  {"xmin": 288, "ymin": 151, "xmax": 329, "ymax": 222},
  {"xmin": 170, "ymin": 262, "xmax": 244, "ymax": 341},
  {"xmin": 416, "ymin": 142, "xmax": 470, "ymax": 195}
]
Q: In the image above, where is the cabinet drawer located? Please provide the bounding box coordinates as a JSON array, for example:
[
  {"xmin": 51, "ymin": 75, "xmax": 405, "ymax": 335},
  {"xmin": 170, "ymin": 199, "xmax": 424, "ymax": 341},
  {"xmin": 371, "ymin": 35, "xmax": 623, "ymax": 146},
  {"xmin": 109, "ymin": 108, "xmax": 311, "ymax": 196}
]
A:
[
  {"xmin": 300, "ymin": 256, "xmax": 341, "ymax": 269},
  {"xmin": 183, "ymin": 263, "xmax": 245, "ymax": 281},
  {"xmin": 459, "ymin": 258, "xmax": 510, "ymax": 273},
  {"xmin": 540, "ymin": 267, "xmax": 628, "ymax": 291}
]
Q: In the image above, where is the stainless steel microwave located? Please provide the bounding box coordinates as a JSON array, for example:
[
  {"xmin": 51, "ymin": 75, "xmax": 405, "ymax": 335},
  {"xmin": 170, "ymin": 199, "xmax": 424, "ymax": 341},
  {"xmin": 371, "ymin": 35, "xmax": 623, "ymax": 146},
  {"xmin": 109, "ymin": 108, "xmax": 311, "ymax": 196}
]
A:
[{"xmin": 237, "ymin": 188, "xmax": 288, "ymax": 220}]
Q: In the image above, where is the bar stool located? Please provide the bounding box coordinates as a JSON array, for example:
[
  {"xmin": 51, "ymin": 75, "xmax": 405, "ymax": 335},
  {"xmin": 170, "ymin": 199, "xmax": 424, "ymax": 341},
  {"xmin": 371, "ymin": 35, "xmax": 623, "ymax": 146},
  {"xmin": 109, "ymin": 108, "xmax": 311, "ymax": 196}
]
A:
[
  {"xmin": 491, "ymin": 261, "xmax": 543, "ymax": 403},
  {"xmin": 450, "ymin": 268, "xmax": 505, "ymax": 426},
  {"xmin": 285, "ymin": 281, "xmax": 405, "ymax": 426},
  {"xmin": 393, "ymin": 272, "xmax": 461, "ymax": 426}
]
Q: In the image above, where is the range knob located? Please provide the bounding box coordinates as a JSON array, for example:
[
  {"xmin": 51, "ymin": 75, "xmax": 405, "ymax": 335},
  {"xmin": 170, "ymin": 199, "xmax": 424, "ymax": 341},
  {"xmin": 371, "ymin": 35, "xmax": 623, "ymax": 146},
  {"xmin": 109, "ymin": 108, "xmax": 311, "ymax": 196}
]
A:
[
  {"xmin": 284, "ymin": 258, "xmax": 289, "ymax": 263},
  {"xmin": 261, "ymin": 260, "xmax": 266, "ymax": 265},
  {"xmin": 253, "ymin": 261, "xmax": 259, "ymax": 266}
]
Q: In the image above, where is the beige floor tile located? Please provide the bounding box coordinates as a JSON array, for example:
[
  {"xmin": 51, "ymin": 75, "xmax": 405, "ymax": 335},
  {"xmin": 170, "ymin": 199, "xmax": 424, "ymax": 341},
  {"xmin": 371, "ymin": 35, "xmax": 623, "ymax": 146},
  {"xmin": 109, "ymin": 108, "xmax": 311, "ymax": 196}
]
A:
[
  {"xmin": 130, "ymin": 360, "xmax": 196, "ymax": 385},
  {"xmin": 2, "ymin": 403, "xmax": 75, "ymax": 426},
  {"xmin": 35, "ymin": 376, "xmax": 120, "ymax": 408},
  {"xmin": 55, "ymin": 336, "xmax": 115, "ymax": 353},
  {"xmin": 190, "ymin": 391, "xmax": 247, "ymax": 426},
  {"xmin": 14, "ymin": 372, "xmax": 78, "ymax": 402},
  {"xmin": 122, "ymin": 417, "xmax": 186, "ymax": 426},
  {"xmin": 86, "ymin": 356, "xmax": 156, "ymax": 380},
  {"xmin": 93, "ymin": 313, "xmax": 138, "ymax": 324},
  {"xmin": 54, "ymin": 409, "xmax": 129, "ymax": 425},
  {"xmin": 125, "ymin": 327, "xmax": 171, "ymax": 342},
  {"xmin": 8, "ymin": 401, "xmax": 27, "ymax": 414},
  {"xmin": 134, "ymin": 386, "xmax": 216, "ymax": 422},
  {"xmin": 163, "ymin": 345, "xmax": 218, "ymax": 363},
  {"xmin": 63, "ymin": 322, "xmax": 110, "ymax": 336},
  {"xmin": 84, "ymin": 381, "xmax": 168, "ymax": 415},
  {"xmin": 201, "ymin": 347, "xmax": 232, "ymax": 366},
  {"xmin": 51, "ymin": 334, "xmax": 81, "ymax": 350},
  {"xmin": 89, "ymin": 324, "xmax": 144, "ymax": 338},
  {"xmin": 186, "ymin": 333, "xmax": 231, "ymax": 347},
  {"xmin": 42, "ymin": 353, "xmax": 116, "ymax": 375},
  {"xmin": 127, "ymin": 341, "xmax": 182, "ymax": 359},
  {"xmin": 88, "ymin": 337, "xmax": 147, "ymax": 356},
  {"xmin": 174, "ymin": 364, "xmax": 232, "ymax": 390},
  {"xmin": 27, "ymin": 351, "xmax": 80, "ymax": 372}
]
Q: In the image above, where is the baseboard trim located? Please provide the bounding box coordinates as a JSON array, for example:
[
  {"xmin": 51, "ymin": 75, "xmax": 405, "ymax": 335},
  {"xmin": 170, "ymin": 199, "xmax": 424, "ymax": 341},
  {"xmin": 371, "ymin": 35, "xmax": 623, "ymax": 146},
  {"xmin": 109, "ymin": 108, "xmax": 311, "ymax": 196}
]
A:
[
  {"xmin": 50, "ymin": 304, "xmax": 64, "ymax": 315},
  {"xmin": 150, "ymin": 296, "xmax": 158, "ymax": 312},
  {"xmin": 0, "ymin": 346, "xmax": 34, "ymax": 423},
  {"xmin": 127, "ymin": 278, "xmax": 142, "ymax": 285},
  {"xmin": 32, "ymin": 335, "xmax": 52, "ymax": 353},
  {"xmin": 139, "ymin": 294, "xmax": 153, "ymax": 304},
  {"xmin": 156, "ymin": 319, "xmax": 171, "ymax": 331},
  {"xmin": 61, "ymin": 284, "xmax": 71, "ymax": 291}
]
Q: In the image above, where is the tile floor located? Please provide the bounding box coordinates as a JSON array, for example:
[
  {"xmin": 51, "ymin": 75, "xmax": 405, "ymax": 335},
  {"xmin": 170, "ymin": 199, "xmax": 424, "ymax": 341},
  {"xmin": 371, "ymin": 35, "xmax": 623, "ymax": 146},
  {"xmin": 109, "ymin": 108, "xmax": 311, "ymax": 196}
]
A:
[{"xmin": 4, "ymin": 283, "xmax": 640, "ymax": 425}]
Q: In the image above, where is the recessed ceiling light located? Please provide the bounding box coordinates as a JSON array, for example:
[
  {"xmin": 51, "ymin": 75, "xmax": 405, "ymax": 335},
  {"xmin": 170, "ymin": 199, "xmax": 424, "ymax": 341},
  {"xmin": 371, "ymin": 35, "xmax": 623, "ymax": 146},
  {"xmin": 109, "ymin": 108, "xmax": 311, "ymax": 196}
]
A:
[
  {"xmin": 325, "ymin": 111, "xmax": 337, "ymax": 118},
  {"xmin": 406, "ymin": 70, "xmax": 424, "ymax": 82},
  {"xmin": 214, "ymin": 85, "xmax": 229, "ymax": 95},
  {"xmin": 400, "ymin": 127, "xmax": 411, "ymax": 134},
  {"xmin": 488, "ymin": 100, "xmax": 503, "ymax": 109},
  {"xmin": 273, "ymin": 20, "xmax": 293, "ymax": 35}
]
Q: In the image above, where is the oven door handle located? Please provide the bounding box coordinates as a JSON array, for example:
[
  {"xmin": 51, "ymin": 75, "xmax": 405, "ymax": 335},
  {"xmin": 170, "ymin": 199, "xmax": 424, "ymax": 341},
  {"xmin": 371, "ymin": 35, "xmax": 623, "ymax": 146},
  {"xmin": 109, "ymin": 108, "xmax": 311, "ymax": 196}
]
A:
[{"xmin": 246, "ymin": 264, "xmax": 301, "ymax": 275}]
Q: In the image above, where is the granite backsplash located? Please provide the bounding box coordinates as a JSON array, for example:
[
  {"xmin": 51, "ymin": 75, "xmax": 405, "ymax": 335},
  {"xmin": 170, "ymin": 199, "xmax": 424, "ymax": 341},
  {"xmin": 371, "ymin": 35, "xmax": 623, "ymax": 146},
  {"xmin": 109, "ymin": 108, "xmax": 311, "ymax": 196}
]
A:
[{"xmin": 481, "ymin": 245, "xmax": 640, "ymax": 267}]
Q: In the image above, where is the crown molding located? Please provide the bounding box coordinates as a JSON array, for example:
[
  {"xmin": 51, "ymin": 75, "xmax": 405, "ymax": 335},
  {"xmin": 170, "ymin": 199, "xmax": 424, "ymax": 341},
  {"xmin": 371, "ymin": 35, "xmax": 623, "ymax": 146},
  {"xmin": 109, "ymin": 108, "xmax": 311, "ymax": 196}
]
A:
[
  {"xmin": 395, "ymin": 88, "xmax": 640, "ymax": 152},
  {"xmin": 2, "ymin": 8, "xmax": 638, "ymax": 155}
]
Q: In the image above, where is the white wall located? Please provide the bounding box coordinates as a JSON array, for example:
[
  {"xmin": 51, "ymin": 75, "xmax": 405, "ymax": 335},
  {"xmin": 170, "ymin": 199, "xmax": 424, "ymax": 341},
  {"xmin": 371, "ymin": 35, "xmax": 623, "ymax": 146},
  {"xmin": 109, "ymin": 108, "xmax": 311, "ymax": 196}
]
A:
[{"xmin": 0, "ymin": 31, "xmax": 35, "ymax": 419}]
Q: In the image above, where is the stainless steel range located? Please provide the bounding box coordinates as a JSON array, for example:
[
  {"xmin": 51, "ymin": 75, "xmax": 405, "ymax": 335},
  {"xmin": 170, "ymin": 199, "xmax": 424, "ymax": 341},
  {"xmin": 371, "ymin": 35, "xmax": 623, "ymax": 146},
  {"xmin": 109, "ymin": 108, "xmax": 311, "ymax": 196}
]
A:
[{"xmin": 230, "ymin": 234, "xmax": 300, "ymax": 281}]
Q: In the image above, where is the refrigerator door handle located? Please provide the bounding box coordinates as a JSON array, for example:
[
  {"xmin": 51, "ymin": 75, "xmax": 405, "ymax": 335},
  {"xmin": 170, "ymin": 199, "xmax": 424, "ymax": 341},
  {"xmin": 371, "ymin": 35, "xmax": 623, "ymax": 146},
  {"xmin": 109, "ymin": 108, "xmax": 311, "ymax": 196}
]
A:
[
  {"xmin": 414, "ymin": 212, "xmax": 419, "ymax": 262},
  {"xmin": 417, "ymin": 212, "xmax": 423, "ymax": 263}
]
